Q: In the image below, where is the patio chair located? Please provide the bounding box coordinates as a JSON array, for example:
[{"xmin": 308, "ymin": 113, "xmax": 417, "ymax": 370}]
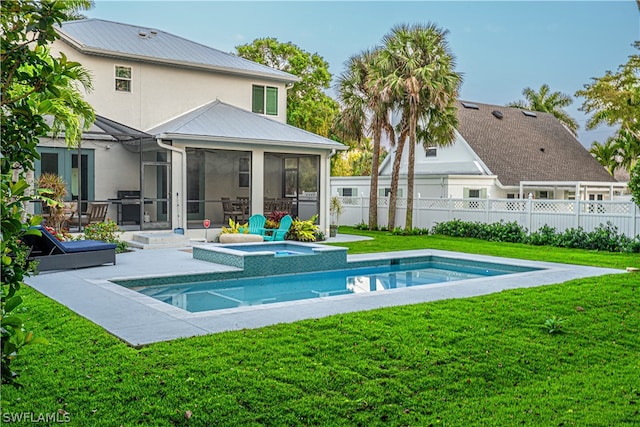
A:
[
  {"xmin": 70, "ymin": 202, "xmax": 109, "ymax": 227},
  {"xmin": 23, "ymin": 225, "xmax": 116, "ymax": 272},
  {"xmin": 222, "ymin": 197, "xmax": 244, "ymax": 224},
  {"xmin": 260, "ymin": 214, "xmax": 292, "ymax": 241},
  {"xmin": 240, "ymin": 214, "xmax": 266, "ymax": 235}
]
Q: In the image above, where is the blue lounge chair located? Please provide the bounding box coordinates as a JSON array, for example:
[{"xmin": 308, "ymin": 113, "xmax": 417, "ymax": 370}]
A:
[
  {"xmin": 23, "ymin": 225, "xmax": 117, "ymax": 272},
  {"xmin": 260, "ymin": 215, "xmax": 292, "ymax": 241},
  {"xmin": 243, "ymin": 214, "xmax": 266, "ymax": 235}
]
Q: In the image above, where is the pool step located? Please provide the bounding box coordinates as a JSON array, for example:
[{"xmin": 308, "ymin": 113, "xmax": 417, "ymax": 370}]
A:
[{"xmin": 127, "ymin": 232, "xmax": 191, "ymax": 250}]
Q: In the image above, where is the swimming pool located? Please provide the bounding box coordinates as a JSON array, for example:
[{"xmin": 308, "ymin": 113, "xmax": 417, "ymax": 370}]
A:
[{"xmin": 121, "ymin": 256, "xmax": 540, "ymax": 313}]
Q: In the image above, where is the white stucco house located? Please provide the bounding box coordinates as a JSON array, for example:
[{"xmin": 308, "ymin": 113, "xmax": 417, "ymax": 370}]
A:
[
  {"xmin": 36, "ymin": 18, "xmax": 345, "ymax": 235},
  {"xmin": 332, "ymin": 100, "xmax": 626, "ymax": 204}
]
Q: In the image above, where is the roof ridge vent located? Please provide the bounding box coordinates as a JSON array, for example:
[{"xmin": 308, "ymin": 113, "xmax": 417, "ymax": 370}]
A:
[
  {"xmin": 492, "ymin": 110, "xmax": 504, "ymax": 119},
  {"xmin": 522, "ymin": 110, "xmax": 537, "ymax": 118},
  {"xmin": 461, "ymin": 102, "xmax": 479, "ymax": 109}
]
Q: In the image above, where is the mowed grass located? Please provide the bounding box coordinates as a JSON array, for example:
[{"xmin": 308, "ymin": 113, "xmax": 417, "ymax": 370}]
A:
[
  {"xmin": 328, "ymin": 226, "xmax": 640, "ymax": 271},
  {"xmin": 2, "ymin": 230, "xmax": 639, "ymax": 426}
]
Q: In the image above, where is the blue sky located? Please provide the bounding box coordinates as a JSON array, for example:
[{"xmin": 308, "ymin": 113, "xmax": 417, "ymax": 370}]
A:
[{"xmin": 87, "ymin": 1, "xmax": 639, "ymax": 147}]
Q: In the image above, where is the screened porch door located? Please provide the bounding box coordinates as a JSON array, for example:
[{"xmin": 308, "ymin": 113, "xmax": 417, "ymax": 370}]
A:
[{"xmin": 141, "ymin": 161, "xmax": 171, "ymax": 230}]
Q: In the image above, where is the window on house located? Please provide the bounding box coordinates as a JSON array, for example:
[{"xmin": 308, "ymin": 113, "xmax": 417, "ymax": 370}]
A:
[
  {"xmin": 506, "ymin": 193, "xmax": 515, "ymax": 199},
  {"xmin": 252, "ymin": 85, "xmax": 278, "ymax": 115},
  {"xmin": 468, "ymin": 189, "xmax": 481, "ymax": 198},
  {"xmin": 425, "ymin": 147, "xmax": 437, "ymax": 157},
  {"xmin": 538, "ymin": 191, "xmax": 549, "ymax": 199},
  {"xmin": 463, "ymin": 188, "xmax": 486, "ymax": 209},
  {"xmin": 378, "ymin": 188, "xmax": 403, "ymax": 198},
  {"xmin": 115, "ymin": 66, "xmax": 131, "ymax": 92},
  {"xmin": 239, "ymin": 158, "xmax": 250, "ymax": 188},
  {"xmin": 338, "ymin": 188, "xmax": 358, "ymax": 197}
]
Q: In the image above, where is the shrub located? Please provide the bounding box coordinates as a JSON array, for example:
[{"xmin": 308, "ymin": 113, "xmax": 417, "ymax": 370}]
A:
[
  {"xmin": 286, "ymin": 215, "xmax": 319, "ymax": 242},
  {"xmin": 486, "ymin": 221, "xmax": 527, "ymax": 243},
  {"xmin": 432, "ymin": 219, "xmax": 481, "ymax": 238},
  {"xmin": 527, "ymin": 225, "xmax": 557, "ymax": 246},
  {"xmin": 552, "ymin": 227, "xmax": 589, "ymax": 249},
  {"xmin": 83, "ymin": 220, "xmax": 128, "ymax": 253},
  {"xmin": 354, "ymin": 221, "xmax": 368, "ymax": 230},
  {"xmin": 221, "ymin": 218, "xmax": 248, "ymax": 234},
  {"xmin": 585, "ymin": 222, "xmax": 625, "ymax": 252},
  {"xmin": 431, "ymin": 219, "xmax": 637, "ymax": 253},
  {"xmin": 267, "ymin": 211, "xmax": 288, "ymax": 224},
  {"xmin": 391, "ymin": 227, "xmax": 429, "ymax": 236}
]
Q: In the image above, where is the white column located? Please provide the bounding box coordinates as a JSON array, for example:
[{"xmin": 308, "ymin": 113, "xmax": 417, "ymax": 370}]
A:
[{"xmin": 251, "ymin": 149, "xmax": 264, "ymax": 215}]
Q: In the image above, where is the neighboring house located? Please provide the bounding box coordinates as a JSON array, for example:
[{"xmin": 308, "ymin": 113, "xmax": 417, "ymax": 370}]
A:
[
  {"xmin": 35, "ymin": 18, "xmax": 345, "ymax": 234},
  {"xmin": 332, "ymin": 100, "xmax": 626, "ymax": 203}
]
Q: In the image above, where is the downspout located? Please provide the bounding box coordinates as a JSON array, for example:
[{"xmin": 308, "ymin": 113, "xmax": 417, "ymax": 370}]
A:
[
  {"xmin": 156, "ymin": 138, "xmax": 187, "ymax": 231},
  {"xmin": 325, "ymin": 149, "xmax": 337, "ymax": 235}
]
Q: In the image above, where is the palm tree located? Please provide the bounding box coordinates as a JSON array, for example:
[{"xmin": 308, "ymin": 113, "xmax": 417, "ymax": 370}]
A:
[
  {"xmin": 508, "ymin": 84, "xmax": 579, "ymax": 135},
  {"xmin": 378, "ymin": 23, "xmax": 462, "ymax": 230},
  {"xmin": 336, "ymin": 49, "xmax": 393, "ymax": 229},
  {"xmin": 612, "ymin": 129, "xmax": 640, "ymax": 173},
  {"xmin": 589, "ymin": 139, "xmax": 619, "ymax": 175}
]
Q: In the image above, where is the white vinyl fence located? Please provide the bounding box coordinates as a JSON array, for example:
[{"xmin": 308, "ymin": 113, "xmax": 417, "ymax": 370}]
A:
[{"xmin": 337, "ymin": 196, "xmax": 640, "ymax": 238}]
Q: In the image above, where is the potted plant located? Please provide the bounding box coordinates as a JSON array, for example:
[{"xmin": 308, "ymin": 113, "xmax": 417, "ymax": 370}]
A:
[
  {"xmin": 36, "ymin": 172, "xmax": 68, "ymax": 231},
  {"xmin": 329, "ymin": 196, "xmax": 343, "ymax": 237}
]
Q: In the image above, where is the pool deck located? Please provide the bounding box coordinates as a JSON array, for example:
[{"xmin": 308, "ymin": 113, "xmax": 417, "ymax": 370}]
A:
[{"xmin": 25, "ymin": 234, "xmax": 625, "ymax": 347}]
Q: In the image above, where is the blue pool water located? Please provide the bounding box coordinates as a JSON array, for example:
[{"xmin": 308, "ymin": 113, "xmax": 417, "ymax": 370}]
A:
[
  {"xmin": 221, "ymin": 243, "xmax": 317, "ymax": 255},
  {"xmin": 129, "ymin": 257, "xmax": 538, "ymax": 313}
]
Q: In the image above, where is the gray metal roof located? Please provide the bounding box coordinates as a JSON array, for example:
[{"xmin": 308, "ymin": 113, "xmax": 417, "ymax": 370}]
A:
[
  {"xmin": 147, "ymin": 100, "xmax": 346, "ymax": 150},
  {"xmin": 56, "ymin": 19, "xmax": 298, "ymax": 83}
]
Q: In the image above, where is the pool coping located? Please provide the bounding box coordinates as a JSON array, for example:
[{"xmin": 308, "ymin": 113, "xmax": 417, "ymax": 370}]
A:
[{"xmin": 25, "ymin": 244, "xmax": 625, "ymax": 347}]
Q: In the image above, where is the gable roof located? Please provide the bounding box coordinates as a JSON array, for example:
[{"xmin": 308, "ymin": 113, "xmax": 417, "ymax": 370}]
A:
[
  {"xmin": 455, "ymin": 101, "xmax": 616, "ymax": 186},
  {"xmin": 56, "ymin": 19, "xmax": 298, "ymax": 83},
  {"xmin": 147, "ymin": 100, "xmax": 346, "ymax": 150}
]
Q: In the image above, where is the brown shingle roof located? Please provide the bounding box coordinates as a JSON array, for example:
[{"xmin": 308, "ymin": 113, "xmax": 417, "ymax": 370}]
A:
[{"xmin": 455, "ymin": 100, "xmax": 617, "ymax": 186}]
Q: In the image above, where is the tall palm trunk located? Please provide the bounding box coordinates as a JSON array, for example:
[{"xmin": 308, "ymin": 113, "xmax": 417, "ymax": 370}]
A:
[
  {"xmin": 405, "ymin": 104, "xmax": 418, "ymax": 229},
  {"xmin": 388, "ymin": 129, "xmax": 407, "ymax": 229},
  {"xmin": 368, "ymin": 122, "xmax": 382, "ymax": 229}
]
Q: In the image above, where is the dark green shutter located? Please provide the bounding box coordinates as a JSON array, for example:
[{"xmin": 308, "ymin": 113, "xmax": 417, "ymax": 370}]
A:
[
  {"xmin": 266, "ymin": 86, "xmax": 278, "ymax": 115},
  {"xmin": 252, "ymin": 85, "xmax": 264, "ymax": 114}
]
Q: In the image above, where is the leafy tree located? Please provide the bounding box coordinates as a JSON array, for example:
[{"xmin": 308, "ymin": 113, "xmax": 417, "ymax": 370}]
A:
[
  {"xmin": 378, "ymin": 23, "xmax": 462, "ymax": 230},
  {"xmin": 576, "ymin": 41, "xmax": 639, "ymax": 173},
  {"xmin": 236, "ymin": 38, "xmax": 339, "ymax": 137},
  {"xmin": 508, "ymin": 84, "xmax": 579, "ymax": 135},
  {"xmin": 335, "ymin": 49, "xmax": 395, "ymax": 229},
  {"xmin": 1, "ymin": 0, "xmax": 95, "ymax": 387},
  {"xmin": 628, "ymin": 161, "xmax": 640, "ymax": 208},
  {"xmin": 331, "ymin": 142, "xmax": 388, "ymax": 177}
]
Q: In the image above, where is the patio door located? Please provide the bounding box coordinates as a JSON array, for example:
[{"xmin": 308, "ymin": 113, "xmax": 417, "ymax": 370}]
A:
[{"xmin": 141, "ymin": 156, "xmax": 171, "ymax": 230}]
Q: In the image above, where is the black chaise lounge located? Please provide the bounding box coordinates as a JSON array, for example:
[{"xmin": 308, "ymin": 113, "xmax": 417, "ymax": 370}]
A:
[{"xmin": 24, "ymin": 225, "xmax": 117, "ymax": 272}]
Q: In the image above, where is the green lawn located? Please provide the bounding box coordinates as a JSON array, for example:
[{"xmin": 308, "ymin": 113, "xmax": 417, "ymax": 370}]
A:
[{"xmin": 2, "ymin": 230, "xmax": 638, "ymax": 426}]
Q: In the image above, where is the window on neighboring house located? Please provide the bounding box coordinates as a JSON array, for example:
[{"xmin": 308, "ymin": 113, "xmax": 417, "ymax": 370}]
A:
[
  {"xmin": 538, "ymin": 190, "xmax": 549, "ymax": 199},
  {"xmin": 378, "ymin": 188, "xmax": 403, "ymax": 198},
  {"xmin": 506, "ymin": 193, "xmax": 516, "ymax": 199},
  {"xmin": 115, "ymin": 66, "xmax": 131, "ymax": 92},
  {"xmin": 463, "ymin": 188, "xmax": 485, "ymax": 209},
  {"xmin": 239, "ymin": 157, "xmax": 250, "ymax": 188},
  {"xmin": 338, "ymin": 188, "xmax": 358, "ymax": 197},
  {"xmin": 252, "ymin": 85, "xmax": 278, "ymax": 115},
  {"xmin": 425, "ymin": 147, "xmax": 437, "ymax": 157}
]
